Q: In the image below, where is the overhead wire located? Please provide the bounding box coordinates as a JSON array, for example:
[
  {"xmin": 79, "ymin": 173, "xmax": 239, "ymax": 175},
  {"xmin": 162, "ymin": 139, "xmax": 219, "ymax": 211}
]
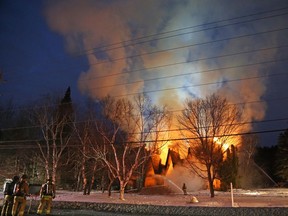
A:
[
  {"xmin": 112, "ymin": 70, "xmax": 288, "ymax": 98},
  {"xmin": 87, "ymin": 57, "xmax": 288, "ymax": 97},
  {"xmin": 1, "ymin": 6, "xmax": 288, "ymax": 148},
  {"xmin": 2, "ymin": 26, "xmax": 288, "ymax": 98},
  {"xmin": 0, "ymin": 95, "xmax": 288, "ymax": 136},
  {"xmin": 1, "ymin": 109, "xmax": 288, "ymax": 132},
  {"xmin": 78, "ymin": 26, "xmax": 288, "ymax": 80},
  {"xmin": 2, "ymin": 7, "xmax": 288, "ymax": 80},
  {"xmin": 0, "ymin": 127, "xmax": 287, "ymax": 149},
  {"xmin": 1, "ymin": 9, "xmax": 287, "ymax": 102},
  {"xmin": 79, "ymin": 44, "xmax": 288, "ymax": 87},
  {"xmin": 75, "ymin": 6, "xmax": 288, "ymax": 56},
  {"xmin": 1, "ymin": 45, "xmax": 288, "ymax": 111}
]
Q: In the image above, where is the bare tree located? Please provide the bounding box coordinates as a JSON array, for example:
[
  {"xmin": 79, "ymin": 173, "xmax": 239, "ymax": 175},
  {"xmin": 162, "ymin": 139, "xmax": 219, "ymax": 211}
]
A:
[
  {"xmin": 29, "ymin": 94, "xmax": 74, "ymax": 184},
  {"xmin": 73, "ymin": 101, "xmax": 106, "ymax": 195},
  {"xmin": 89, "ymin": 95, "xmax": 169, "ymax": 200},
  {"xmin": 177, "ymin": 94, "xmax": 243, "ymax": 197},
  {"xmin": 240, "ymin": 135, "xmax": 258, "ymax": 167},
  {"xmin": 238, "ymin": 134, "xmax": 262, "ymax": 188},
  {"xmin": 74, "ymin": 119, "xmax": 93, "ymax": 193}
]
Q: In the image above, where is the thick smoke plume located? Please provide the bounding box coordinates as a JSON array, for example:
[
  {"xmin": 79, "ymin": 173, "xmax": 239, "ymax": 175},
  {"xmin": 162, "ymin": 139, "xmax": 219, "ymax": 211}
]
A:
[{"xmin": 44, "ymin": 0, "xmax": 282, "ymax": 136}]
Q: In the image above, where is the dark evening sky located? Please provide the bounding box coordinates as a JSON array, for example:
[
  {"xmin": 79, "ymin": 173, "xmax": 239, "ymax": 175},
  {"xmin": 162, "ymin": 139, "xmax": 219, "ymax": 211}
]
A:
[{"xmin": 0, "ymin": 0, "xmax": 288, "ymax": 146}]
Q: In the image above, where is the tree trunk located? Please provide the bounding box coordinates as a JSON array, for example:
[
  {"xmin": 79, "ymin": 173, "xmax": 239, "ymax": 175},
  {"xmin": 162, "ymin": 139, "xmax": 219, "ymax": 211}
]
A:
[
  {"xmin": 207, "ymin": 167, "xmax": 215, "ymax": 198},
  {"xmin": 87, "ymin": 163, "xmax": 97, "ymax": 195},
  {"xmin": 52, "ymin": 140, "xmax": 58, "ymax": 184},
  {"xmin": 119, "ymin": 187, "xmax": 125, "ymax": 200},
  {"xmin": 83, "ymin": 178, "xmax": 88, "ymax": 195},
  {"xmin": 82, "ymin": 141, "xmax": 87, "ymax": 194},
  {"xmin": 119, "ymin": 181, "xmax": 125, "ymax": 200},
  {"xmin": 45, "ymin": 160, "xmax": 49, "ymax": 179},
  {"xmin": 101, "ymin": 175, "xmax": 106, "ymax": 193},
  {"xmin": 107, "ymin": 179, "xmax": 114, "ymax": 197},
  {"xmin": 88, "ymin": 179, "xmax": 93, "ymax": 195},
  {"xmin": 75, "ymin": 169, "xmax": 82, "ymax": 192},
  {"xmin": 82, "ymin": 173, "xmax": 87, "ymax": 194},
  {"xmin": 208, "ymin": 179, "xmax": 215, "ymax": 198},
  {"xmin": 52, "ymin": 163, "xmax": 57, "ymax": 185},
  {"xmin": 107, "ymin": 172, "xmax": 115, "ymax": 197}
]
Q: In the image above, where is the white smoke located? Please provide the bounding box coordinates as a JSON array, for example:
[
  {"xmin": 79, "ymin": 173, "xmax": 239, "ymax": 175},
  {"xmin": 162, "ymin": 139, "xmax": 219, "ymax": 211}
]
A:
[
  {"xmin": 166, "ymin": 166, "xmax": 204, "ymax": 192},
  {"xmin": 43, "ymin": 0, "xmax": 282, "ymax": 129}
]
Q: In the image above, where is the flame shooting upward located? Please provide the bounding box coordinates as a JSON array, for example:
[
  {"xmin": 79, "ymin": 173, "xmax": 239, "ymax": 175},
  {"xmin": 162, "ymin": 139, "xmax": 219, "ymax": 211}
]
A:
[{"xmin": 214, "ymin": 137, "xmax": 231, "ymax": 151}]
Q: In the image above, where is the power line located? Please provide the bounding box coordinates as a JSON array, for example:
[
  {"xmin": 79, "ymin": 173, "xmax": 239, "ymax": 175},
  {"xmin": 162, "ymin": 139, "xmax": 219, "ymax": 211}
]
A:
[
  {"xmin": 1, "ymin": 105, "xmax": 288, "ymax": 140},
  {"xmin": 0, "ymin": 7, "xmax": 288, "ymax": 128},
  {"xmin": 84, "ymin": 53, "xmax": 288, "ymax": 93},
  {"xmin": 3, "ymin": 35, "xmax": 288, "ymax": 99},
  {"xmin": 75, "ymin": 6, "xmax": 288, "ymax": 56},
  {"xmin": 1, "ymin": 113, "xmax": 287, "ymax": 134},
  {"xmin": 79, "ymin": 26, "xmax": 288, "ymax": 77},
  {"xmin": 2, "ymin": 5, "xmax": 284, "ymax": 72},
  {"xmin": 0, "ymin": 93, "xmax": 288, "ymax": 122},
  {"xmin": 0, "ymin": 128, "xmax": 286, "ymax": 149},
  {"xmin": 2, "ymin": 45, "xmax": 288, "ymax": 99},
  {"xmin": 82, "ymin": 44, "xmax": 288, "ymax": 83},
  {"xmin": 1, "ymin": 57, "xmax": 287, "ymax": 112},
  {"xmin": 112, "ymin": 67, "xmax": 288, "ymax": 99},
  {"xmin": 1, "ymin": 11, "xmax": 287, "ymax": 102}
]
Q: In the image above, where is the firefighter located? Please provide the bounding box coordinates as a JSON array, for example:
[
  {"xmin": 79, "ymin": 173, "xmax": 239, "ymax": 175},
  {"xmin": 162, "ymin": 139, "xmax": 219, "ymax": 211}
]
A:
[
  {"xmin": 1, "ymin": 175, "xmax": 20, "ymax": 216},
  {"xmin": 11, "ymin": 174, "xmax": 29, "ymax": 216},
  {"xmin": 182, "ymin": 183, "xmax": 187, "ymax": 195},
  {"xmin": 36, "ymin": 178, "xmax": 56, "ymax": 215}
]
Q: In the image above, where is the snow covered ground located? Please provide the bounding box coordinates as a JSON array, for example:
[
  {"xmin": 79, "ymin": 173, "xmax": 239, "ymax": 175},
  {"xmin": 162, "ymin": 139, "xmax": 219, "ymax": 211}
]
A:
[
  {"xmin": 46, "ymin": 188, "xmax": 288, "ymax": 207},
  {"xmin": 1, "ymin": 188, "xmax": 288, "ymax": 208}
]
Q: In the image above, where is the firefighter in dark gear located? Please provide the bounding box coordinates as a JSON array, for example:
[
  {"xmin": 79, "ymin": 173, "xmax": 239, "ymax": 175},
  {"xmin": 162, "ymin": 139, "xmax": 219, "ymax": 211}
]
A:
[
  {"xmin": 1, "ymin": 175, "xmax": 20, "ymax": 216},
  {"xmin": 182, "ymin": 183, "xmax": 187, "ymax": 195},
  {"xmin": 37, "ymin": 178, "xmax": 56, "ymax": 215},
  {"xmin": 11, "ymin": 174, "xmax": 29, "ymax": 216}
]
